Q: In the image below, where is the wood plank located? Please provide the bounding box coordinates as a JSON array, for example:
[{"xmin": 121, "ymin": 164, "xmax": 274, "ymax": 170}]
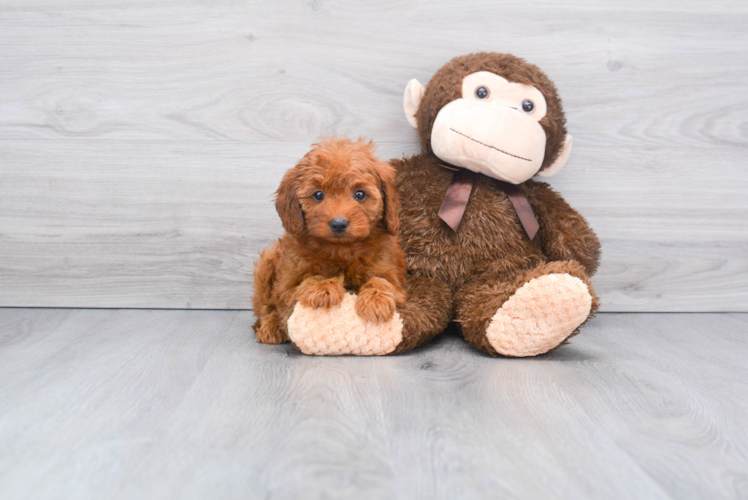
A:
[
  {"xmin": 1, "ymin": 309, "xmax": 747, "ymax": 498},
  {"xmin": 1, "ymin": 0, "xmax": 746, "ymax": 310},
  {"xmin": 1, "ymin": 140, "xmax": 746, "ymax": 311},
  {"xmin": 0, "ymin": 1, "xmax": 745, "ymax": 148}
]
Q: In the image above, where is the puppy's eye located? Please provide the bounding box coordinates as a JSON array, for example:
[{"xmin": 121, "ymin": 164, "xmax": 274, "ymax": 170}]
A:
[
  {"xmin": 353, "ymin": 190, "xmax": 367, "ymax": 201},
  {"xmin": 475, "ymin": 86, "xmax": 489, "ymax": 100},
  {"xmin": 312, "ymin": 191, "xmax": 325, "ymax": 201},
  {"xmin": 522, "ymin": 100, "xmax": 535, "ymax": 113}
]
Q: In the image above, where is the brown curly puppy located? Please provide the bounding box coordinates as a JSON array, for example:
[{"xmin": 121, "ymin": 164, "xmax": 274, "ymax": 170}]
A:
[{"xmin": 252, "ymin": 137, "xmax": 407, "ymax": 345}]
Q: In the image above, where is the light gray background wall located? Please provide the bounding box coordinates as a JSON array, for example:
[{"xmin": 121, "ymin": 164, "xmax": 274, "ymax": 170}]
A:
[{"xmin": 1, "ymin": 0, "xmax": 746, "ymax": 311}]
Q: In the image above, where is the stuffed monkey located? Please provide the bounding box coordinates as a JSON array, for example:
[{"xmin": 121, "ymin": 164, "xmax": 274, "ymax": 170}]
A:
[{"xmin": 284, "ymin": 53, "xmax": 601, "ymax": 357}]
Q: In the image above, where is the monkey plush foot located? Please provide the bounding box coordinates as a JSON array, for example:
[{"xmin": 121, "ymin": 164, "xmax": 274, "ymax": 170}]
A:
[
  {"xmin": 287, "ymin": 293, "xmax": 403, "ymax": 355},
  {"xmin": 485, "ymin": 273, "xmax": 592, "ymax": 357}
]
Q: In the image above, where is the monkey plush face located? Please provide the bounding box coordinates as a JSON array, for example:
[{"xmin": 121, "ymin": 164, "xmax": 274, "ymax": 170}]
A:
[{"xmin": 403, "ymin": 53, "xmax": 573, "ymax": 184}]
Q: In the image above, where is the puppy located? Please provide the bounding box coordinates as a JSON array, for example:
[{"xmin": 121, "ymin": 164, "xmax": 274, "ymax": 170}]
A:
[{"xmin": 252, "ymin": 137, "xmax": 407, "ymax": 345}]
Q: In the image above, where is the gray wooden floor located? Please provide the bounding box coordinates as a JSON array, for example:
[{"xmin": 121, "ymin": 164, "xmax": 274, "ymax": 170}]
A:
[{"xmin": 1, "ymin": 309, "xmax": 747, "ymax": 499}]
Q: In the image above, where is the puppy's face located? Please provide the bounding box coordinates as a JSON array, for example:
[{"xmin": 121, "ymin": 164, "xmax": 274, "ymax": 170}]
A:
[{"xmin": 276, "ymin": 138, "xmax": 399, "ymax": 243}]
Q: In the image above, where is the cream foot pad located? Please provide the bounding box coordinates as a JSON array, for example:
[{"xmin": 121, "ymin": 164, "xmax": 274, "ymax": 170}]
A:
[
  {"xmin": 287, "ymin": 293, "xmax": 404, "ymax": 355},
  {"xmin": 486, "ymin": 273, "xmax": 592, "ymax": 357}
]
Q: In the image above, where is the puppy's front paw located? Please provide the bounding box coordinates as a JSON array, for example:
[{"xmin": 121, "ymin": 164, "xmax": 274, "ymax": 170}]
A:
[
  {"xmin": 356, "ymin": 278, "xmax": 397, "ymax": 323},
  {"xmin": 296, "ymin": 276, "xmax": 345, "ymax": 309},
  {"xmin": 254, "ymin": 317, "xmax": 287, "ymax": 345}
]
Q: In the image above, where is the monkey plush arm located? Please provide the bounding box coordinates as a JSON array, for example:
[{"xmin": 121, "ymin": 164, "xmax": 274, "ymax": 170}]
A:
[{"xmin": 524, "ymin": 180, "xmax": 601, "ymax": 276}]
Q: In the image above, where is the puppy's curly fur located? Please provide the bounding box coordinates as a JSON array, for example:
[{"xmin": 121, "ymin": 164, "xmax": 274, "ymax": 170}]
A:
[{"xmin": 253, "ymin": 137, "xmax": 408, "ymax": 344}]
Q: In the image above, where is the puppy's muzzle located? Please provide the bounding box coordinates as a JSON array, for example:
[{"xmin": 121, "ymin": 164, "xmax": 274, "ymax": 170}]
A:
[{"xmin": 329, "ymin": 217, "xmax": 349, "ymax": 235}]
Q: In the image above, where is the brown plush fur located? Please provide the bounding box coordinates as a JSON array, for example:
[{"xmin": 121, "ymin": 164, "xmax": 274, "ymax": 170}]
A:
[
  {"xmin": 253, "ymin": 138, "xmax": 408, "ymax": 344},
  {"xmin": 389, "ymin": 53, "xmax": 601, "ymax": 356}
]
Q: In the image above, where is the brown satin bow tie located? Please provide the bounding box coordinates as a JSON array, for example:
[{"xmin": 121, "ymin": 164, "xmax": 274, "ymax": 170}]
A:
[{"xmin": 437, "ymin": 163, "xmax": 539, "ymax": 240}]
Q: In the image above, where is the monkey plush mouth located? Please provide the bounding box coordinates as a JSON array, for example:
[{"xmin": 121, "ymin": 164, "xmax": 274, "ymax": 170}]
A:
[{"xmin": 449, "ymin": 128, "xmax": 532, "ymax": 162}]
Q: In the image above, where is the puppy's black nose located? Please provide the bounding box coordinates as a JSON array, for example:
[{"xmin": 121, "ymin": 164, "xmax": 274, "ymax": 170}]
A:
[{"xmin": 329, "ymin": 218, "xmax": 349, "ymax": 234}]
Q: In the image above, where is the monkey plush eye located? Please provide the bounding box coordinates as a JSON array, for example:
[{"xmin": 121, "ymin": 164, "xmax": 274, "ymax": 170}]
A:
[
  {"xmin": 475, "ymin": 86, "xmax": 489, "ymax": 100},
  {"xmin": 353, "ymin": 190, "xmax": 367, "ymax": 201},
  {"xmin": 522, "ymin": 100, "xmax": 535, "ymax": 113},
  {"xmin": 312, "ymin": 191, "xmax": 325, "ymax": 201}
]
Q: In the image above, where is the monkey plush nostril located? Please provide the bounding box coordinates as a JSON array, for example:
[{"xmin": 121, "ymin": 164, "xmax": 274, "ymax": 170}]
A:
[{"xmin": 329, "ymin": 217, "xmax": 349, "ymax": 234}]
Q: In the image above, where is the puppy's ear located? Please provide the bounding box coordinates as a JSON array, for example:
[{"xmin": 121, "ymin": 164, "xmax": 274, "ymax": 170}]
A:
[
  {"xmin": 376, "ymin": 161, "xmax": 400, "ymax": 236},
  {"xmin": 275, "ymin": 164, "xmax": 304, "ymax": 234}
]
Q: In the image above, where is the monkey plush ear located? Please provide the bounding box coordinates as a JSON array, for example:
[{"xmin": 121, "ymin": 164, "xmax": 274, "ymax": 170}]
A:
[
  {"xmin": 538, "ymin": 134, "xmax": 573, "ymax": 178},
  {"xmin": 403, "ymin": 79, "xmax": 425, "ymax": 129}
]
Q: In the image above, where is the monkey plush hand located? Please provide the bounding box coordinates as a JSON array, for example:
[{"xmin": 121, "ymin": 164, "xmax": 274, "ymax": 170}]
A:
[{"xmin": 285, "ymin": 53, "xmax": 601, "ymax": 357}]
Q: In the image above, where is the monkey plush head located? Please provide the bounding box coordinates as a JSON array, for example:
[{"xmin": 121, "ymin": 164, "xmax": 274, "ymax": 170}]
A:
[{"xmin": 404, "ymin": 53, "xmax": 572, "ymax": 184}]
